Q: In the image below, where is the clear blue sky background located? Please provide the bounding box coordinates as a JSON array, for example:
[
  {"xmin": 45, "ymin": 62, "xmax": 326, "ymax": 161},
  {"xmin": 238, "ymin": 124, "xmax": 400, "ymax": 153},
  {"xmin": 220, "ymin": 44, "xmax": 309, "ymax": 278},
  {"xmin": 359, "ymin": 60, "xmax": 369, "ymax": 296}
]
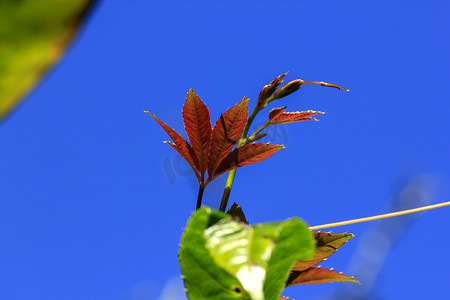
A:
[{"xmin": 1, "ymin": 1, "xmax": 449, "ymax": 299}]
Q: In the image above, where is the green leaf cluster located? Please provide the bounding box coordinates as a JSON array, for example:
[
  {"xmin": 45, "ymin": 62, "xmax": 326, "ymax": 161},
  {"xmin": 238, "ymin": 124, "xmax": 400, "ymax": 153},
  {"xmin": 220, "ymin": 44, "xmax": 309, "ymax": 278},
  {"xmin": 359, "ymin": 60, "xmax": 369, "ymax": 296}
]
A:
[{"xmin": 179, "ymin": 207, "xmax": 315, "ymax": 300}]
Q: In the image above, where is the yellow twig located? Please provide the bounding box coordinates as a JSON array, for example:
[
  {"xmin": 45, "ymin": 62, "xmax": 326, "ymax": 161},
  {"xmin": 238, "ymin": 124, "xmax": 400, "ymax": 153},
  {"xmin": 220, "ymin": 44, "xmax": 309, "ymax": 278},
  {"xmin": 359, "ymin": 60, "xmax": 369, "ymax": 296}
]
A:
[{"xmin": 309, "ymin": 201, "xmax": 450, "ymax": 231}]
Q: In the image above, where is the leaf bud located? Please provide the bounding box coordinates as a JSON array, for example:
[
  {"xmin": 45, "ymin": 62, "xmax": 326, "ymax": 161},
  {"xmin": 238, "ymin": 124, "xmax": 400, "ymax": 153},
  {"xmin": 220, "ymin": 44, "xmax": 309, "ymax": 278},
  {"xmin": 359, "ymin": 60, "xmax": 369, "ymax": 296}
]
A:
[
  {"xmin": 271, "ymin": 79, "xmax": 304, "ymax": 101},
  {"xmin": 245, "ymin": 132, "xmax": 269, "ymax": 144},
  {"xmin": 256, "ymin": 72, "xmax": 288, "ymax": 109}
]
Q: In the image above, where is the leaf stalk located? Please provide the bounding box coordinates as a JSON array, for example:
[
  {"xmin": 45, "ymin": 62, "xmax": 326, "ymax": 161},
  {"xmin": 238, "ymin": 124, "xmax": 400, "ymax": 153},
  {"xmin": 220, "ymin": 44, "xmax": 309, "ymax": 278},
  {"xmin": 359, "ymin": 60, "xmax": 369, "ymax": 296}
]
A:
[
  {"xmin": 219, "ymin": 107, "xmax": 262, "ymax": 211},
  {"xmin": 196, "ymin": 183, "xmax": 206, "ymax": 209},
  {"xmin": 309, "ymin": 201, "xmax": 450, "ymax": 230}
]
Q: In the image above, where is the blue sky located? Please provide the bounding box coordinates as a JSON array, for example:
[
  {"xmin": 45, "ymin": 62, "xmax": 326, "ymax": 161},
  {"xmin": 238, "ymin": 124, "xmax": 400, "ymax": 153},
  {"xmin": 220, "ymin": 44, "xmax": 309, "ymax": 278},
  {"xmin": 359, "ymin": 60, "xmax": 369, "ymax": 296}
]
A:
[{"xmin": 1, "ymin": 1, "xmax": 449, "ymax": 299}]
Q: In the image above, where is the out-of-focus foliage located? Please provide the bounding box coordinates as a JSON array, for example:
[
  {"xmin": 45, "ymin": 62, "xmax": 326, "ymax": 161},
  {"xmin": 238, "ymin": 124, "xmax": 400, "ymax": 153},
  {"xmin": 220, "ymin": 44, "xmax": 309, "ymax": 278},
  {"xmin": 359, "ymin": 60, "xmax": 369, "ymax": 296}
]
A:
[{"xmin": 0, "ymin": 0, "xmax": 95, "ymax": 122}]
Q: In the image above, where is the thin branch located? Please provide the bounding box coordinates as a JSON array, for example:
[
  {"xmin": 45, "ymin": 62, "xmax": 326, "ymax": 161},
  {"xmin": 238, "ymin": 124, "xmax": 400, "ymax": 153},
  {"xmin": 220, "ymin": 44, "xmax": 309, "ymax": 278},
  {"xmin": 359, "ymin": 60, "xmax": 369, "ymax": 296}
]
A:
[
  {"xmin": 196, "ymin": 183, "xmax": 206, "ymax": 210},
  {"xmin": 219, "ymin": 107, "xmax": 261, "ymax": 212},
  {"xmin": 245, "ymin": 121, "xmax": 270, "ymax": 143},
  {"xmin": 301, "ymin": 81, "xmax": 350, "ymax": 92},
  {"xmin": 309, "ymin": 201, "xmax": 450, "ymax": 231}
]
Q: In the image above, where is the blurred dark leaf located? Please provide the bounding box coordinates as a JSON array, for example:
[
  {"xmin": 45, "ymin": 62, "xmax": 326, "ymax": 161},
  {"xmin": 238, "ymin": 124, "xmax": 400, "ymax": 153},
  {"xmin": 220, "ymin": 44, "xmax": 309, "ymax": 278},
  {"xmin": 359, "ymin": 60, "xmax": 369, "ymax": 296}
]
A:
[{"xmin": 227, "ymin": 202, "xmax": 249, "ymax": 224}]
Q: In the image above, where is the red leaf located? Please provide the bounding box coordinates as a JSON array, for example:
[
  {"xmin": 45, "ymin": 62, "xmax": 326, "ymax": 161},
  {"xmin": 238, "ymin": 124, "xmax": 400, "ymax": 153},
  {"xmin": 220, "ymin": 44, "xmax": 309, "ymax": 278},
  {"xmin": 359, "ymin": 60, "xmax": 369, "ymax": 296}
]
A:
[
  {"xmin": 208, "ymin": 97, "xmax": 249, "ymax": 177},
  {"xmin": 268, "ymin": 107, "xmax": 287, "ymax": 120},
  {"xmin": 144, "ymin": 111, "xmax": 200, "ymax": 179},
  {"xmin": 182, "ymin": 89, "xmax": 212, "ymax": 178},
  {"xmin": 209, "ymin": 143, "xmax": 283, "ymax": 182},
  {"xmin": 292, "ymin": 232, "xmax": 354, "ymax": 272},
  {"xmin": 286, "ymin": 268, "xmax": 360, "ymax": 286},
  {"xmin": 268, "ymin": 109, "xmax": 325, "ymax": 125}
]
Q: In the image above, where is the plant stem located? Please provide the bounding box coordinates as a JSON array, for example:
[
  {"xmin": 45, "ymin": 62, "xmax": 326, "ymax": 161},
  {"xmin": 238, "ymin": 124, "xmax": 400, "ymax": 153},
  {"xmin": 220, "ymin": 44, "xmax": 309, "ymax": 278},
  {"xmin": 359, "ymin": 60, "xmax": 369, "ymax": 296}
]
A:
[
  {"xmin": 309, "ymin": 201, "xmax": 450, "ymax": 231},
  {"xmin": 219, "ymin": 107, "xmax": 261, "ymax": 212},
  {"xmin": 219, "ymin": 172, "xmax": 236, "ymax": 211},
  {"xmin": 301, "ymin": 81, "xmax": 350, "ymax": 92},
  {"xmin": 246, "ymin": 121, "xmax": 270, "ymax": 142},
  {"xmin": 196, "ymin": 183, "xmax": 206, "ymax": 210}
]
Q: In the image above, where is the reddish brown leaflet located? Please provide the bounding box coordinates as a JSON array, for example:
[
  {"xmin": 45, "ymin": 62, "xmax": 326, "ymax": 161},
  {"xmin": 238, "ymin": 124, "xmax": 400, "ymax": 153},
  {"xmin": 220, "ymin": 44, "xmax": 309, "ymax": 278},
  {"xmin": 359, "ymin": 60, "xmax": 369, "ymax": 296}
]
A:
[
  {"xmin": 209, "ymin": 143, "xmax": 284, "ymax": 183},
  {"xmin": 287, "ymin": 267, "xmax": 359, "ymax": 286},
  {"xmin": 286, "ymin": 232, "xmax": 359, "ymax": 286},
  {"xmin": 269, "ymin": 107, "xmax": 325, "ymax": 125},
  {"xmin": 144, "ymin": 112, "xmax": 200, "ymax": 181},
  {"xmin": 208, "ymin": 98, "xmax": 249, "ymax": 178},
  {"xmin": 182, "ymin": 89, "xmax": 212, "ymax": 180},
  {"xmin": 146, "ymin": 89, "xmax": 283, "ymax": 186}
]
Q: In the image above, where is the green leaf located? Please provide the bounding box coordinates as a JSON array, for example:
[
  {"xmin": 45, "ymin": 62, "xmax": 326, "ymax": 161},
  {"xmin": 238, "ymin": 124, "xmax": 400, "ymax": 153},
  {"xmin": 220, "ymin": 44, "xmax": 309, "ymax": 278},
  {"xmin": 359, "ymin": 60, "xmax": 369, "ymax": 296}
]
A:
[
  {"xmin": 0, "ymin": 0, "xmax": 96, "ymax": 122},
  {"xmin": 179, "ymin": 208, "xmax": 249, "ymax": 300},
  {"xmin": 204, "ymin": 220, "xmax": 274, "ymax": 300},
  {"xmin": 263, "ymin": 219, "xmax": 315, "ymax": 300},
  {"xmin": 179, "ymin": 207, "xmax": 315, "ymax": 300}
]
